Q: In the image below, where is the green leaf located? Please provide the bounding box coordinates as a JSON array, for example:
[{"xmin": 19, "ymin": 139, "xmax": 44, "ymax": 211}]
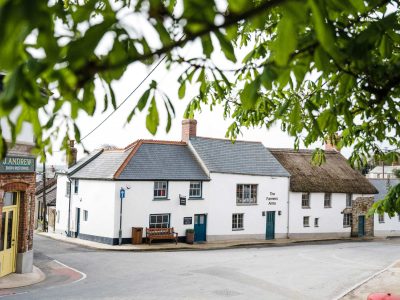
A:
[
  {"xmin": 214, "ymin": 31, "xmax": 237, "ymax": 62},
  {"xmin": 137, "ymin": 89, "xmax": 151, "ymax": 112},
  {"xmin": 146, "ymin": 97, "xmax": 159, "ymax": 135},
  {"xmin": 240, "ymin": 79, "xmax": 260, "ymax": 109},
  {"xmin": 178, "ymin": 81, "xmax": 186, "ymax": 99},
  {"xmin": 201, "ymin": 35, "xmax": 214, "ymax": 58},
  {"xmin": 273, "ymin": 15, "xmax": 297, "ymax": 66}
]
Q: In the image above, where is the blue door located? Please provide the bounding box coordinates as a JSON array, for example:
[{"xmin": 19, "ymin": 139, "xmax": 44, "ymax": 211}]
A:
[
  {"xmin": 75, "ymin": 208, "xmax": 81, "ymax": 238},
  {"xmin": 358, "ymin": 215, "xmax": 365, "ymax": 237},
  {"xmin": 266, "ymin": 211, "xmax": 275, "ymax": 240},
  {"xmin": 194, "ymin": 214, "xmax": 207, "ymax": 242}
]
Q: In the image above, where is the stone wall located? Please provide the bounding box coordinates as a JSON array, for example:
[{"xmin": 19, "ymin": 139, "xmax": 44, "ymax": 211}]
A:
[{"xmin": 351, "ymin": 197, "xmax": 374, "ymax": 237}]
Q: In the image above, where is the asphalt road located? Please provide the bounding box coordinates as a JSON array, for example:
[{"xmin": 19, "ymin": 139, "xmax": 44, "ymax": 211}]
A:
[{"xmin": 6, "ymin": 235, "xmax": 400, "ymax": 300}]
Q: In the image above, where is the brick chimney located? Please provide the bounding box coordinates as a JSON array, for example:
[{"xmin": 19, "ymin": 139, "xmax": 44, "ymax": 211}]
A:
[
  {"xmin": 325, "ymin": 134, "xmax": 341, "ymax": 152},
  {"xmin": 67, "ymin": 140, "xmax": 77, "ymax": 168},
  {"xmin": 182, "ymin": 119, "xmax": 197, "ymax": 142}
]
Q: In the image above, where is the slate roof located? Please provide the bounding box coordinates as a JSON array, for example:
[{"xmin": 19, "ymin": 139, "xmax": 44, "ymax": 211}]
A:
[
  {"xmin": 70, "ymin": 149, "xmax": 131, "ymax": 180},
  {"xmin": 369, "ymin": 179, "xmax": 400, "ymax": 202},
  {"xmin": 68, "ymin": 149, "xmax": 103, "ymax": 175},
  {"xmin": 118, "ymin": 142, "xmax": 209, "ymax": 180},
  {"xmin": 269, "ymin": 149, "xmax": 378, "ymax": 194},
  {"xmin": 36, "ymin": 178, "xmax": 57, "ymax": 206},
  {"xmin": 68, "ymin": 140, "xmax": 209, "ymax": 181},
  {"xmin": 189, "ymin": 137, "xmax": 290, "ymax": 177}
]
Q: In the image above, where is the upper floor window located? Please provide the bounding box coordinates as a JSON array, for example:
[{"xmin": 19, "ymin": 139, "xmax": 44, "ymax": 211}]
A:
[
  {"xmin": 154, "ymin": 181, "xmax": 168, "ymax": 198},
  {"xmin": 302, "ymin": 193, "xmax": 310, "ymax": 208},
  {"xmin": 236, "ymin": 184, "xmax": 257, "ymax": 204},
  {"xmin": 324, "ymin": 193, "xmax": 332, "ymax": 208},
  {"xmin": 378, "ymin": 214, "xmax": 385, "ymax": 223},
  {"xmin": 74, "ymin": 179, "xmax": 79, "ymax": 194},
  {"xmin": 66, "ymin": 181, "xmax": 71, "ymax": 197},
  {"xmin": 189, "ymin": 181, "xmax": 202, "ymax": 198},
  {"xmin": 346, "ymin": 193, "xmax": 352, "ymax": 208}
]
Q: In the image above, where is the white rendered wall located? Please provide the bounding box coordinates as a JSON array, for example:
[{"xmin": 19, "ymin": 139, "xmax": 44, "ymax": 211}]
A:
[
  {"xmin": 288, "ymin": 192, "xmax": 351, "ymax": 238},
  {"xmin": 55, "ymin": 174, "xmax": 69, "ymax": 234},
  {"xmin": 374, "ymin": 213, "xmax": 400, "ymax": 237},
  {"xmin": 206, "ymin": 173, "xmax": 289, "ymax": 241}
]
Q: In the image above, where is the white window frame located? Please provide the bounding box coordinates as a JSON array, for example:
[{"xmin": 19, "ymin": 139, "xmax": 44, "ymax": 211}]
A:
[
  {"xmin": 149, "ymin": 214, "xmax": 170, "ymax": 228},
  {"xmin": 236, "ymin": 184, "xmax": 257, "ymax": 205},
  {"xmin": 232, "ymin": 213, "xmax": 244, "ymax": 230},
  {"xmin": 74, "ymin": 179, "xmax": 79, "ymax": 194},
  {"xmin": 302, "ymin": 193, "xmax": 310, "ymax": 208},
  {"xmin": 343, "ymin": 213, "xmax": 352, "ymax": 227},
  {"xmin": 303, "ymin": 216, "xmax": 310, "ymax": 227},
  {"xmin": 314, "ymin": 218, "xmax": 319, "ymax": 227},
  {"xmin": 153, "ymin": 181, "xmax": 168, "ymax": 199},
  {"xmin": 324, "ymin": 193, "xmax": 332, "ymax": 208},
  {"xmin": 378, "ymin": 214, "xmax": 385, "ymax": 223},
  {"xmin": 346, "ymin": 193, "xmax": 352, "ymax": 208},
  {"xmin": 83, "ymin": 210, "xmax": 88, "ymax": 221},
  {"xmin": 189, "ymin": 181, "xmax": 202, "ymax": 198}
]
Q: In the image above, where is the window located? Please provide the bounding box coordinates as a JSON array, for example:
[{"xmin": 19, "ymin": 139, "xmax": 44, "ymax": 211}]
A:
[
  {"xmin": 324, "ymin": 193, "xmax": 331, "ymax": 208},
  {"xmin": 232, "ymin": 213, "xmax": 244, "ymax": 230},
  {"xmin": 66, "ymin": 181, "xmax": 71, "ymax": 197},
  {"xmin": 57, "ymin": 210, "xmax": 60, "ymax": 223},
  {"xmin": 346, "ymin": 193, "xmax": 352, "ymax": 208},
  {"xmin": 149, "ymin": 214, "xmax": 170, "ymax": 228},
  {"xmin": 379, "ymin": 214, "xmax": 385, "ymax": 223},
  {"xmin": 303, "ymin": 216, "xmax": 310, "ymax": 227},
  {"xmin": 343, "ymin": 213, "xmax": 352, "ymax": 227},
  {"xmin": 153, "ymin": 181, "xmax": 168, "ymax": 198},
  {"xmin": 83, "ymin": 210, "xmax": 88, "ymax": 221},
  {"xmin": 189, "ymin": 181, "xmax": 202, "ymax": 198},
  {"xmin": 74, "ymin": 179, "xmax": 79, "ymax": 194},
  {"xmin": 302, "ymin": 193, "xmax": 310, "ymax": 208},
  {"xmin": 314, "ymin": 218, "xmax": 319, "ymax": 227},
  {"xmin": 236, "ymin": 184, "xmax": 257, "ymax": 204}
]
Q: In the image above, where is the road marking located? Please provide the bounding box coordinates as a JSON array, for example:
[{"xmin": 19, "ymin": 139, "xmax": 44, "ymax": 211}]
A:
[
  {"xmin": 334, "ymin": 260, "xmax": 399, "ymax": 300},
  {"xmin": 52, "ymin": 260, "xmax": 87, "ymax": 284}
]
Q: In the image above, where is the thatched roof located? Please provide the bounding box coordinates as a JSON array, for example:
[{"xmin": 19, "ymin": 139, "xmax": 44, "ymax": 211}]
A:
[{"xmin": 269, "ymin": 149, "xmax": 378, "ymax": 194}]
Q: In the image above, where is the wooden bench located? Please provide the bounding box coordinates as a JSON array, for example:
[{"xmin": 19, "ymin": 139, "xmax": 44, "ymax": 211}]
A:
[{"xmin": 146, "ymin": 227, "xmax": 178, "ymax": 245}]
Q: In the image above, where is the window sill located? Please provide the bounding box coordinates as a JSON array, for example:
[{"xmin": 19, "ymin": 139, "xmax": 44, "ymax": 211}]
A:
[
  {"xmin": 152, "ymin": 198, "xmax": 170, "ymax": 201},
  {"xmin": 343, "ymin": 225, "xmax": 351, "ymax": 228},
  {"xmin": 379, "ymin": 222, "xmax": 385, "ymax": 224},
  {"xmin": 303, "ymin": 225, "xmax": 310, "ymax": 227},
  {"xmin": 302, "ymin": 207, "xmax": 311, "ymax": 209},
  {"xmin": 314, "ymin": 226, "xmax": 319, "ymax": 227},
  {"xmin": 232, "ymin": 228, "xmax": 244, "ymax": 231},
  {"xmin": 188, "ymin": 198, "xmax": 204, "ymax": 200},
  {"xmin": 236, "ymin": 203, "xmax": 258, "ymax": 206},
  {"xmin": 324, "ymin": 206, "xmax": 332, "ymax": 208}
]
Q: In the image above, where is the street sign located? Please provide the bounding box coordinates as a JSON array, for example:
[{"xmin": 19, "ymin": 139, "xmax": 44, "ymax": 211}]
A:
[{"xmin": 120, "ymin": 188, "xmax": 125, "ymax": 199}]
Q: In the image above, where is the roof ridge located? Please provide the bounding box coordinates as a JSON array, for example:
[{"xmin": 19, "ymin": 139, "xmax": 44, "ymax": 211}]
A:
[
  {"xmin": 268, "ymin": 148, "xmax": 339, "ymax": 154},
  {"xmin": 141, "ymin": 139, "xmax": 186, "ymax": 145},
  {"xmin": 193, "ymin": 136, "xmax": 262, "ymax": 144}
]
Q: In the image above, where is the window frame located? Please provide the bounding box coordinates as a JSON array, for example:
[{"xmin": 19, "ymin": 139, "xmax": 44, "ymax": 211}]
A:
[
  {"xmin": 346, "ymin": 193, "xmax": 352, "ymax": 208},
  {"xmin": 189, "ymin": 181, "xmax": 202, "ymax": 199},
  {"xmin": 83, "ymin": 210, "xmax": 88, "ymax": 222},
  {"xmin": 303, "ymin": 216, "xmax": 310, "ymax": 227},
  {"xmin": 153, "ymin": 181, "xmax": 168, "ymax": 199},
  {"xmin": 149, "ymin": 214, "xmax": 171, "ymax": 228},
  {"xmin": 324, "ymin": 193, "xmax": 332, "ymax": 208},
  {"xmin": 343, "ymin": 213, "xmax": 352, "ymax": 227},
  {"xmin": 314, "ymin": 218, "xmax": 319, "ymax": 227},
  {"xmin": 74, "ymin": 179, "xmax": 79, "ymax": 194},
  {"xmin": 378, "ymin": 214, "xmax": 385, "ymax": 223},
  {"xmin": 232, "ymin": 213, "xmax": 244, "ymax": 231},
  {"xmin": 301, "ymin": 193, "xmax": 310, "ymax": 208},
  {"xmin": 236, "ymin": 184, "xmax": 258, "ymax": 205}
]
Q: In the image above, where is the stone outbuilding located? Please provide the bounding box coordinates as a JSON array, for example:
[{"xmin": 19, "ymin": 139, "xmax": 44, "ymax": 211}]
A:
[{"xmin": 349, "ymin": 197, "xmax": 374, "ymax": 237}]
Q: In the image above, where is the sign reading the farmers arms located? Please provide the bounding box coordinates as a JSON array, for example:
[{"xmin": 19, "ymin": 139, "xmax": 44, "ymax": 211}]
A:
[{"xmin": 0, "ymin": 156, "xmax": 35, "ymax": 173}]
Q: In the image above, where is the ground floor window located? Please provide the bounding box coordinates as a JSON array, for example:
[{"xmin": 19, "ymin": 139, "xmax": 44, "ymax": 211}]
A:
[
  {"xmin": 314, "ymin": 218, "xmax": 319, "ymax": 227},
  {"xmin": 57, "ymin": 210, "xmax": 60, "ymax": 223},
  {"xmin": 343, "ymin": 213, "xmax": 352, "ymax": 227},
  {"xmin": 149, "ymin": 214, "xmax": 170, "ymax": 228},
  {"xmin": 303, "ymin": 216, "xmax": 310, "ymax": 227},
  {"xmin": 83, "ymin": 210, "xmax": 88, "ymax": 221},
  {"xmin": 232, "ymin": 213, "xmax": 244, "ymax": 230}
]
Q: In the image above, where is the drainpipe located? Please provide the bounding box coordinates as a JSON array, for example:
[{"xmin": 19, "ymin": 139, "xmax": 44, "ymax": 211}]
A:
[
  {"xmin": 286, "ymin": 177, "xmax": 290, "ymax": 239},
  {"xmin": 67, "ymin": 175, "xmax": 72, "ymax": 237}
]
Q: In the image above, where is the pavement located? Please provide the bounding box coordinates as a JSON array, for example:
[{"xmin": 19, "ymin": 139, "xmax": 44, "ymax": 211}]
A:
[
  {"xmin": 0, "ymin": 266, "xmax": 45, "ymax": 289},
  {"xmin": 340, "ymin": 260, "xmax": 400, "ymax": 299},
  {"xmin": 37, "ymin": 231, "xmax": 379, "ymax": 251}
]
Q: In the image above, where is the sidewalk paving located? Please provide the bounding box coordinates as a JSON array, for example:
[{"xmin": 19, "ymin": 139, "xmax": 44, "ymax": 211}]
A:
[
  {"xmin": 37, "ymin": 231, "xmax": 378, "ymax": 251},
  {"xmin": 0, "ymin": 266, "xmax": 45, "ymax": 289},
  {"xmin": 340, "ymin": 260, "xmax": 400, "ymax": 299}
]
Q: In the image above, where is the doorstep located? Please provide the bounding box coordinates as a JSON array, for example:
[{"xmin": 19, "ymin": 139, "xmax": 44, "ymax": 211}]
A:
[{"xmin": 36, "ymin": 231, "xmax": 378, "ymax": 252}]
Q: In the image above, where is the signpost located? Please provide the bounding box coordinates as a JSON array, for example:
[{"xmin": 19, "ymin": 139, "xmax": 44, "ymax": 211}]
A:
[{"xmin": 119, "ymin": 188, "xmax": 126, "ymax": 245}]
